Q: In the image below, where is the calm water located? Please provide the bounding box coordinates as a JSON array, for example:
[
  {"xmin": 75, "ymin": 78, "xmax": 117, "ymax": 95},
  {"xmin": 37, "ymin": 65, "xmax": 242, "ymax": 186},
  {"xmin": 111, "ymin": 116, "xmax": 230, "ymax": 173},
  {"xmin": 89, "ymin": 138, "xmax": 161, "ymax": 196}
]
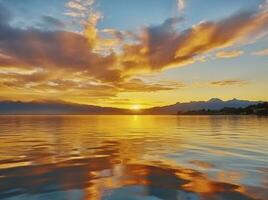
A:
[{"xmin": 0, "ymin": 115, "xmax": 267, "ymax": 200}]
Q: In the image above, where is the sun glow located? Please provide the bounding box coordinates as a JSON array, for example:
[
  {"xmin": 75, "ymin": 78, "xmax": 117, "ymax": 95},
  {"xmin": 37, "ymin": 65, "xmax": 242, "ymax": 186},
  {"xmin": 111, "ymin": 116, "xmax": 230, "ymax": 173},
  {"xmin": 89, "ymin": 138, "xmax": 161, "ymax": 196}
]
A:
[{"xmin": 131, "ymin": 104, "xmax": 141, "ymax": 110}]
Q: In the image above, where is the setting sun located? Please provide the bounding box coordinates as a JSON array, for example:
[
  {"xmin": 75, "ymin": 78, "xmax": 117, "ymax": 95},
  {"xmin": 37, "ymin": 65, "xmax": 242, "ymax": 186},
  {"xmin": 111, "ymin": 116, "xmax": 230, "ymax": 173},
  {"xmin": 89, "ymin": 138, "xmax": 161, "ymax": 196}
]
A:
[{"xmin": 131, "ymin": 104, "xmax": 141, "ymax": 110}]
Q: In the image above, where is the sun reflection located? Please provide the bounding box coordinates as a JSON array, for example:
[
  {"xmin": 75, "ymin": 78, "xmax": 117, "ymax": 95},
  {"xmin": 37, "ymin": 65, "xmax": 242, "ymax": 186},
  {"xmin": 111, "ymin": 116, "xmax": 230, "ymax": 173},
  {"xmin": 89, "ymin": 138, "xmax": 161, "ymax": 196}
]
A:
[{"xmin": 0, "ymin": 116, "xmax": 267, "ymax": 200}]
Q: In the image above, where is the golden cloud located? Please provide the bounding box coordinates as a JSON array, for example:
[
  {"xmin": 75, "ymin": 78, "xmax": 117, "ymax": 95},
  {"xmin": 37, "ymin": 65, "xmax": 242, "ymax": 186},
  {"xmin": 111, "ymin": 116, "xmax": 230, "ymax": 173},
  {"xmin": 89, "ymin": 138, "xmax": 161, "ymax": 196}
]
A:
[
  {"xmin": 216, "ymin": 50, "xmax": 244, "ymax": 58},
  {"xmin": 116, "ymin": 78, "xmax": 185, "ymax": 92},
  {"xmin": 120, "ymin": 7, "xmax": 268, "ymax": 75}
]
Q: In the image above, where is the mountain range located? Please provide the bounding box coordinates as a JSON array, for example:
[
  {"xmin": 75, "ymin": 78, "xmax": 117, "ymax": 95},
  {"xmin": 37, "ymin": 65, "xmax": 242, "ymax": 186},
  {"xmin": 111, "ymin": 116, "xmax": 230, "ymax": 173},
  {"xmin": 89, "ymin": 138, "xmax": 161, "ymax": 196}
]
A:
[
  {"xmin": 0, "ymin": 98, "xmax": 261, "ymax": 115},
  {"xmin": 144, "ymin": 98, "xmax": 261, "ymax": 114}
]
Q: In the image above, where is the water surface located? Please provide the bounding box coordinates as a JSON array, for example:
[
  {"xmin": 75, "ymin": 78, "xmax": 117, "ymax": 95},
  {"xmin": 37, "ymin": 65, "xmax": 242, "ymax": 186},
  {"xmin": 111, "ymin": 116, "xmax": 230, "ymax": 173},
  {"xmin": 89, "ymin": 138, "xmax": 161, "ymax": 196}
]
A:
[{"xmin": 0, "ymin": 115, "xmax": 267, "ymax": 200}]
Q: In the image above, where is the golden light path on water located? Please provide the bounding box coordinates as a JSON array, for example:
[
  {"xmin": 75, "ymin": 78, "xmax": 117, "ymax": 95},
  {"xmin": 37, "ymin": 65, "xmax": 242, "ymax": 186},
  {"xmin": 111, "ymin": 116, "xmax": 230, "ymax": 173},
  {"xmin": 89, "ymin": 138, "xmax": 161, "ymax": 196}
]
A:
[{"xmin": 0, "ymin": 115, "xmax": 267, "ymax": 200}]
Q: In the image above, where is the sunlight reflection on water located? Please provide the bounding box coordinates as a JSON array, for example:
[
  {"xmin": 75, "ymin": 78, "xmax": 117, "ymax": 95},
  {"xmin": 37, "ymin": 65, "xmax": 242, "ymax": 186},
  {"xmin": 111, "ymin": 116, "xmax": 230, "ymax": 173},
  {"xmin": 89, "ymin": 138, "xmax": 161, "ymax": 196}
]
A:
[{"xmin": 0, "ymin": 115, "xmax": 267, "ymax": 200}]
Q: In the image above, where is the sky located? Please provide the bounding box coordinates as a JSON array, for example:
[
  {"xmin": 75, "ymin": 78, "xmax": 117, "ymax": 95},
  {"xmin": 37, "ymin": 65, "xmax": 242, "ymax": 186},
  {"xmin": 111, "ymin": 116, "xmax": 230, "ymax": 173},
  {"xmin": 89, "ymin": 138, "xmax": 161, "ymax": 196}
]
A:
[{"xmin": 0, "ymin": 0, "xmax": 268, "ymax": 109}]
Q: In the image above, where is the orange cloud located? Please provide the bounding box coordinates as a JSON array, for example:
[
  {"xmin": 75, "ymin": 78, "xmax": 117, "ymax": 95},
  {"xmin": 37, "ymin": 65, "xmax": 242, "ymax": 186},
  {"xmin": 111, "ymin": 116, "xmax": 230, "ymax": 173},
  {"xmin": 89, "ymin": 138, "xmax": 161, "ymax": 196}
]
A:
[{"xmin": 120, "ymin": 7, "xmax": 268, "ymax": 75}]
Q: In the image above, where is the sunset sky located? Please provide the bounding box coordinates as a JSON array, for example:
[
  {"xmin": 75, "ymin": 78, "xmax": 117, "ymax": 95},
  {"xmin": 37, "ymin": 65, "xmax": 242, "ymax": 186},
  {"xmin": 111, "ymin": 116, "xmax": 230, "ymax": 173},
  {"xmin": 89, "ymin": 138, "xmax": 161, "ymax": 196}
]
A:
[{"xmin": 0, "ymin": 0, "xmax": 268, "ymax": 109}]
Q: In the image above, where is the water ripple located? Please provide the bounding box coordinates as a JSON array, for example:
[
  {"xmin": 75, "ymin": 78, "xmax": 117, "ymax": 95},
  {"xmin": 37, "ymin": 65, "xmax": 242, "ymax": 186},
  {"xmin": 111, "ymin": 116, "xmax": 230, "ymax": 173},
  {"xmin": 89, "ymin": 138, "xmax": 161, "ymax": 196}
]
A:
[{"xmin": 0, "ymin": 115, "xmax": 267, "ymax": 200}]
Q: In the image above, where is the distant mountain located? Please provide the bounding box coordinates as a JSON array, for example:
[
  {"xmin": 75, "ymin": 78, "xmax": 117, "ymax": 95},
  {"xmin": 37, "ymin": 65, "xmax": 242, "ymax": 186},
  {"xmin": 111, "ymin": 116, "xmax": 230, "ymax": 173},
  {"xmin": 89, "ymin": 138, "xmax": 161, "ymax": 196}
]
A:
[
  {"xmin": 0, "ymin": 100, "xmax": 128, "ymax": 115},
  {"xmin": 177, "ymin": 102, "xmax": 268, "ymax": 116},
  {"xmin": 0, "ymin": 98, "xmax": 261, "ymax": 115},
  {"xmin": 142, "ymin": 98, "xmax": 261, "ymax": 115}
]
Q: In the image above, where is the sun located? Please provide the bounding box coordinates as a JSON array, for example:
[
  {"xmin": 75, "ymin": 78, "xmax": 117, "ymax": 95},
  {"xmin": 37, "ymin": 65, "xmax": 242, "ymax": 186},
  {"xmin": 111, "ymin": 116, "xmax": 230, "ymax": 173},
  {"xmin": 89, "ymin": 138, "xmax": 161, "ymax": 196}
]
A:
[{"xmin": 131, "ymin": 104, "xmax": 141, "ymax": 110}]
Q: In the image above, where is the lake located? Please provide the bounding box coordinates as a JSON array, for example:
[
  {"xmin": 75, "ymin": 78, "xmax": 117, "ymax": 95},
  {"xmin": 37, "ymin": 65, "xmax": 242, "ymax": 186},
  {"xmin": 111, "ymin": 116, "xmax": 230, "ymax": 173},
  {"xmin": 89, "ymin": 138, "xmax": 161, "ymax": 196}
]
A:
[{"xmin": 0, "ymin": 115, "xmax": 267, "ymax": 200}]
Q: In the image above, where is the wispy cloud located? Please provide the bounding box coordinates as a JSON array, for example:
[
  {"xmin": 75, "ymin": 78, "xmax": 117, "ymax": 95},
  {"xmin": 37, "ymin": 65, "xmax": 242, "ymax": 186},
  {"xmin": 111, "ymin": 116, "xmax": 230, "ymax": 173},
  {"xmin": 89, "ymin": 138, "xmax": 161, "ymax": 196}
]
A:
[
  {"xmin": 210, "ymin": 80, "xmax": 247, "ymax": 87},
  {"xmin": 65, "ymin": 0, "xmax": 98, "ymax": 20},
  {"xmin": 252, "ymin": 48, "xmax": 268, "ymax": 56},
  {"xmin": 216, "ymin": 50, "xmax": 244, "ymax": 58},
  {"xmin": 177, "ymin": 0, "xmax": 185, "ymax": 12},
  {"xmin": 116, "ymin": 79, "xmax": 184, "ymax": 92}
]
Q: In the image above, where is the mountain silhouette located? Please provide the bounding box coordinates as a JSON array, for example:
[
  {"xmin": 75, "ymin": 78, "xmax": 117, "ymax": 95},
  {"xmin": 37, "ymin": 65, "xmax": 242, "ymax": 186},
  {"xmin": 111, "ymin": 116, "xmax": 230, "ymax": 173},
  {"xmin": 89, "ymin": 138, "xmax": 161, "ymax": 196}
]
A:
[
  {"xmin": 0, "ymin": 98, "xmax": 261, "ymax": 115},
  {"xmin": 143, "ymin": 98, "xmax": 260, "ymax": 114}
]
